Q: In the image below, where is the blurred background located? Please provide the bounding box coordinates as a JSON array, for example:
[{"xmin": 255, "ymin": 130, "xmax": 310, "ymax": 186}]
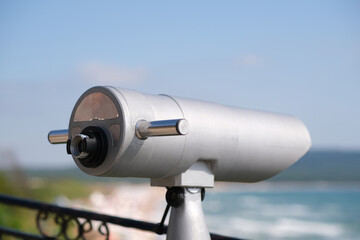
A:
[{"xmin": 0, "ymin": 1, "xmax": 359, "ymax": 239}]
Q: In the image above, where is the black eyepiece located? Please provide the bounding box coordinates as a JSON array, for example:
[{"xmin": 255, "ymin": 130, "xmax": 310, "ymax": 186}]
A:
[{"xmin": 68, "ymin": 126, "xmax": 108, "ymax": 168}]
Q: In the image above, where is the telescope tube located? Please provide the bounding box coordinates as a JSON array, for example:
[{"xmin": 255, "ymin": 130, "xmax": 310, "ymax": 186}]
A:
[{"xmin": 67, "ymin": 86, "xmax": 311, "ymax": 183}]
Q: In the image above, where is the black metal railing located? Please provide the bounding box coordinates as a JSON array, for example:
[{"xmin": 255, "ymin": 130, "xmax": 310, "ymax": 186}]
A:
[{"xmin": 0, "ymin": 194, "xmax": 243, "ymax": 240}]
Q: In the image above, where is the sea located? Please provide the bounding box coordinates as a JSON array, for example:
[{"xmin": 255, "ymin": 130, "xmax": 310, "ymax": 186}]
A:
[{"xmin": 203, "ymin": 182, "xmax": 360, "ymax": 240}]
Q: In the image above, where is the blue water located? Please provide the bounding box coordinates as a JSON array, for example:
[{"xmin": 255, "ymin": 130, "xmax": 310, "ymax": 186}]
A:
[{"xmin": 203, "ymin": 184, "xmax": 360, "ymax": 240}]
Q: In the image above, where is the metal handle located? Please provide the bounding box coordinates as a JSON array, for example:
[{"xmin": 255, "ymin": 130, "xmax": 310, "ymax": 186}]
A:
[
  {"xmin": 48, "ymin": 129, "xmax": 68, "ymax": 144},
  {"xmin": 136, "ymin": 119, "xmax": 189, "ymax": 139}
]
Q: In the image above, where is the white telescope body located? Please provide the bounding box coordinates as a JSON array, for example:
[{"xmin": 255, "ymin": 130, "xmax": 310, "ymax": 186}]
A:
[
  {"xmin": 64, "ymin": 86, "xmax": 311, "ymax": 184},
  {"xmin": 47, "ymin": 85, "xmax": 311, "ymax": 240}
]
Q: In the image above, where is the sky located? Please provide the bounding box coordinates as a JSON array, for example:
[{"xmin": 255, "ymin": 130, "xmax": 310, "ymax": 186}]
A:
[{"xmin": 0, "ymin": 1, "xmax": 359, "ymax": 169}]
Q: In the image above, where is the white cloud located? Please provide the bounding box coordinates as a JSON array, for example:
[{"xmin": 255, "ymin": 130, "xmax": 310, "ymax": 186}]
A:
[
  {"xmin": 235, "ymin": 54, "xmax": 266, "ymax": 68},
  {"xmin": 78, "ymin": 61, "xmax": 147, "ymax": 86}
]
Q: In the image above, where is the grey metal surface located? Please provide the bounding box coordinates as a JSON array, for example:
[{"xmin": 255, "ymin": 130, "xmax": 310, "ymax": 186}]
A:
[
  {"xmin": 167, "ymin": 188, "xmax": 210, "ymax": 240},
  {"xmin": 48, "ymin": 129, "xmax": 68, "ymax": 144},
  {"xmin": 67, "ymin": 86, "xmax": 311, "ymax": 183}
]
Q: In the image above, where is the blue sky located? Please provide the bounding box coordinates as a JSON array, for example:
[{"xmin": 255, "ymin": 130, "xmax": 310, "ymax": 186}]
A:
[{"xmin": 0, "ymin": 1, "xmax": 359, "ymax": 168}]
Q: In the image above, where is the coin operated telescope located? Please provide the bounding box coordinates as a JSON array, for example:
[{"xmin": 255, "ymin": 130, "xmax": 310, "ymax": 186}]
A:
[{"xmin": 48, "ymin": 86, "xmax": 311, "ymax": 240}]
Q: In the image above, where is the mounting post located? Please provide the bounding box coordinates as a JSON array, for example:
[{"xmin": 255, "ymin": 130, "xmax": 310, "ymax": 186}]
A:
[{"xmin": 166, "ymin": 187, "xmax": 210, "ymax": 240}]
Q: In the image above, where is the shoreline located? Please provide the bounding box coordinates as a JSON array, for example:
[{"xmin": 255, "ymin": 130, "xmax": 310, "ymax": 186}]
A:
[{"xmin": 209, "ymin": 181, "xmax": 360, "ymax": 193}]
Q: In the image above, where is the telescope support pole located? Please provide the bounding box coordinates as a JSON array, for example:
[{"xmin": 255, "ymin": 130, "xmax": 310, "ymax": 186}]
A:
[{"xmin": 166, "ymin": 187, "xmax": 210, "ymax": 240}]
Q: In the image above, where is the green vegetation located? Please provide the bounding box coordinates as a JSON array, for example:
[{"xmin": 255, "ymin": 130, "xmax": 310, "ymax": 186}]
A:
[{"xmin": 0, "ymin": 169, "xmax": 93, "ymax": 237}]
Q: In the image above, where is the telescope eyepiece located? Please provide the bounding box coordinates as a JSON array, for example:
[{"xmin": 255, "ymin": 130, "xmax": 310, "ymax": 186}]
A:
[
  {"xmin": 68, "ymin": 126, "xmax": 108, "ymax": 168},
  {"xmin": 70, "ymin": 134, "xmax": 91, "ymax": 159}
]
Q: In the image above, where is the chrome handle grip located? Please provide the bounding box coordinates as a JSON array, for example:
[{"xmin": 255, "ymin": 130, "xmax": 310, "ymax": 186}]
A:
[
  {"xmin": 136, "ymin": 119, "xmax": 189, "ymax": 139},
  {"xmin": 48, "ymin": 119, "xmax": 189, "ymax": 143},
  {"xmin": 48, "ymin": 129, "xmax": 68, "ymax": 144}
]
